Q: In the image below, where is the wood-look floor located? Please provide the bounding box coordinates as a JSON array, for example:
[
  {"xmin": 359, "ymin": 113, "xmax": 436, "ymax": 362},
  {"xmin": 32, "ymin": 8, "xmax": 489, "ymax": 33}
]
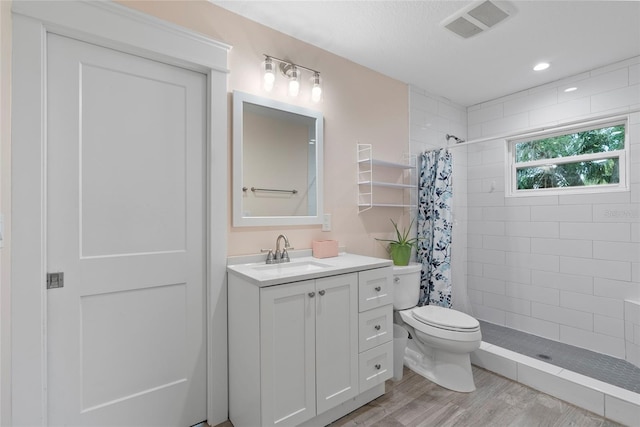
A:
[{"xmin": 216, "ymin": 366, "xmax": 623, "ymax": 427}]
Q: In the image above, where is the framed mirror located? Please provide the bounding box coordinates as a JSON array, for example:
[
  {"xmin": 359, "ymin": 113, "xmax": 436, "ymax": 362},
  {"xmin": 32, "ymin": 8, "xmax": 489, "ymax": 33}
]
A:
[{"xmin": 232, "ymin": 91, "xmax": 324, "ymax": 226}]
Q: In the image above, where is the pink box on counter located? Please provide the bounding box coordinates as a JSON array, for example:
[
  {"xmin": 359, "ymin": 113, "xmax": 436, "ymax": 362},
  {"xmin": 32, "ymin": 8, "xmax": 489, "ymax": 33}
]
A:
[{"xmin": 312, "ymin": 240, "xmax": 339, "ymax": 258}]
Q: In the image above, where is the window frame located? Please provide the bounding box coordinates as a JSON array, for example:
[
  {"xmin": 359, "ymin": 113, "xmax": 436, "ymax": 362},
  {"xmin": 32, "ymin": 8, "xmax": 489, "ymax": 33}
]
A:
[{"xmin": 506, "ymin": 117, "xmax": 629, "ymax": 197}]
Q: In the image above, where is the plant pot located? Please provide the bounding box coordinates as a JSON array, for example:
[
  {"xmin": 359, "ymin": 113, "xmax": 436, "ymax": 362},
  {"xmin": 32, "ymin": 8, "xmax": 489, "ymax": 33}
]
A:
[{"xmin": 390, "ymin": 243, "xmax": 412, "ymax": 266}]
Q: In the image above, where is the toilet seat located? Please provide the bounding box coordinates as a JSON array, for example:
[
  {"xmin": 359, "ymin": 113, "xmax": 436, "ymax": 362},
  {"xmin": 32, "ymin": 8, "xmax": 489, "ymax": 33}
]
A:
[{"xmin": 412, "ymin": 305, "xmax": 480, "ymax": 333}]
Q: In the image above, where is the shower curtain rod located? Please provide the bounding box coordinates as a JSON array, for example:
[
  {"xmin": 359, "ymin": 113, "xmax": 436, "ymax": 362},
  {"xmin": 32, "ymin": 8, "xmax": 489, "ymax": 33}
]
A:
[{"xmin": 447, "ymin": 109, "xmax": 639, "ymax": 148}]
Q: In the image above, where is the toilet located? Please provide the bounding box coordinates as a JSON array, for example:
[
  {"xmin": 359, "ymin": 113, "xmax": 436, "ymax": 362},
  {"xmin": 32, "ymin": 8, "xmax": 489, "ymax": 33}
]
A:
[{"xmin": 393, "ymin": 263, "xmax": 481, "ymax": 392}]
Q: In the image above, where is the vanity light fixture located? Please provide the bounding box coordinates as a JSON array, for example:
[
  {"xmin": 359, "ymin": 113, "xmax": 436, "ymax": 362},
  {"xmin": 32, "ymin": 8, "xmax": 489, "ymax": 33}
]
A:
[
  {"xmin": 262, "ymin": 54, "xmax": 322, "ymax": 102},
  {"xmin": 263, "ymin": 57, "xmax": 276, "ymax": 91}
]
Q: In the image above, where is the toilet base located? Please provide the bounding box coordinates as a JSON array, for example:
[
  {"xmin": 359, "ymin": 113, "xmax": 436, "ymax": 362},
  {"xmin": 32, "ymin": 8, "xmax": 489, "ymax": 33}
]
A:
[{"xmin": 404, "ymin": 338, "xmax": 476, "ymax": 392}]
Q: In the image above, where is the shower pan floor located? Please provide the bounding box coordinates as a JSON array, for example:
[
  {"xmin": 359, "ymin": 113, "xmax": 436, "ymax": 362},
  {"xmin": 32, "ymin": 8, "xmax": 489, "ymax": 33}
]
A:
[{"xmin": 479, "ymin": 320, "xmax": 640, "ymax": 394}]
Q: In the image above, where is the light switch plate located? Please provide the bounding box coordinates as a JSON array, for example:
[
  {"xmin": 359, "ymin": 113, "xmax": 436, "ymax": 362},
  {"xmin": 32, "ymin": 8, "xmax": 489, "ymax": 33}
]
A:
[{"xmin": 322, "ymin": 213, "xmax": 331, "ymax": 232}]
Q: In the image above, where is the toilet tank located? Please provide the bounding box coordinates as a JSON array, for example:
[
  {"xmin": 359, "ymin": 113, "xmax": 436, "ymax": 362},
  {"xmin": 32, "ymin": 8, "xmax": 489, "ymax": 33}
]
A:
[{"xmin": 392, "ymin": 263, "xmax": 422, "ymax": 310}]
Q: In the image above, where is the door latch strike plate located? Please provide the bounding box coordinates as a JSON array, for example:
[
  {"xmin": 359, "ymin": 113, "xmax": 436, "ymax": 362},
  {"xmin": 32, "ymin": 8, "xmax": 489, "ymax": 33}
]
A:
[{"xmin": 47, "ymin": 272, "xmax": 64, "ymax": 289}]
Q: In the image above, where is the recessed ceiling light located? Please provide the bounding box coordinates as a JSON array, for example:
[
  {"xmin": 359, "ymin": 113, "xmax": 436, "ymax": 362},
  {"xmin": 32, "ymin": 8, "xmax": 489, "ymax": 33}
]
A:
[
  {"xmin": 564, "ymin": 87, "xmax": 577, "ymax": 92},
  {"xmin": 533, "ymin": 62, "xmax": 550, "ymax": 71}
]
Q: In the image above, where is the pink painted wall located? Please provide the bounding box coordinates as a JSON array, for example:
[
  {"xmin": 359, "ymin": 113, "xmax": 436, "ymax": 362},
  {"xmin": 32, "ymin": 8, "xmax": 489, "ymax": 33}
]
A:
[{"xmin": 121, "ymin": 0, "xmax": 411, "ymax": 258}]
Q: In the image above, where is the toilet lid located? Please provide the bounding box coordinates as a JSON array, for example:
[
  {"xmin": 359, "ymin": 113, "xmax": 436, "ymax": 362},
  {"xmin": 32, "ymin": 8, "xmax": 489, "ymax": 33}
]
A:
[{"xmin": 412, "ymin": 305, "xmax": 480, "ymax": 332}]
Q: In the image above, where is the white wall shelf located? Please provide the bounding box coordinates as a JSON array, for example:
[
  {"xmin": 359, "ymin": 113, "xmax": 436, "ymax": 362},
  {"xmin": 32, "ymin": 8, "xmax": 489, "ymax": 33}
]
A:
[{"xmin": 357, "ymin": 144, "xmax": 416, "ymax": 213}]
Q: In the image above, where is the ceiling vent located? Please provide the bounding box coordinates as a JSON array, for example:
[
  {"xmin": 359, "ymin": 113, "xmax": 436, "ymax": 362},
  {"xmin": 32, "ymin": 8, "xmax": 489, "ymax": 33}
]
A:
[{"xmin": 443, "ymin": 1, "xmax": 513, "ymax": 39}]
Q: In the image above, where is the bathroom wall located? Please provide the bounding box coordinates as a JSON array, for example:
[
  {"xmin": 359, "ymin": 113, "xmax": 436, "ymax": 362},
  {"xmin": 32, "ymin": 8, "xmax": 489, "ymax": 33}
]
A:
[
  {"xmin": 120, "ymin": 0, "xmax": 411, "ymax": 259},
  {"xmin": 465, "ymin": 56, "xmax": 639, "ymax": 361},
  {"xmin": 0, "ymin": 1, "xmax": 11, "ymax": 424},
  {"xmin": 408, "ymin": 86, "xmax": 470, "ymax": 312}
]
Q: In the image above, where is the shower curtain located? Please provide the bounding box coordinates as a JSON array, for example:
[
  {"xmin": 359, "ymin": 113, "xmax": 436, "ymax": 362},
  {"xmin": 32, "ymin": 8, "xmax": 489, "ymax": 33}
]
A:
[{"xmin": 417, "ymin": 148, "xmax": 453, "ymax": 307}]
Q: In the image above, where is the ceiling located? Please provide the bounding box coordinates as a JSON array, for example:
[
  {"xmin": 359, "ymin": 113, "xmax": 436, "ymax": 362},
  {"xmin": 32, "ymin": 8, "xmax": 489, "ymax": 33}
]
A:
[{"xmin": 212, "ymin": 0, "xmax": 640, "ymax": 107}]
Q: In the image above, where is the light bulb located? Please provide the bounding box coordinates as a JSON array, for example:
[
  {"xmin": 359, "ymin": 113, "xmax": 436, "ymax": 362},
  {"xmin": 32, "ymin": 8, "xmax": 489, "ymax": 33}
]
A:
[
  {"xmin": 263, "ymin": 57, "xmax": 275, "ymax": 92},
  {"xmin": 288, "ymin": 66, "xmax": 299, "ymax": 97},
  {"xmin": 311, "ymin": 73, "xmax": 322, "ymax": 102}
]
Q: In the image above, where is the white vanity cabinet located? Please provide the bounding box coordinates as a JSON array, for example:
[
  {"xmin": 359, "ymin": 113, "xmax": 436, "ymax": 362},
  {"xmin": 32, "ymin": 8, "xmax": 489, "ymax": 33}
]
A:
[{"xmin": 227, "ymin": 255, "xmax": 393, "ymax": 427}]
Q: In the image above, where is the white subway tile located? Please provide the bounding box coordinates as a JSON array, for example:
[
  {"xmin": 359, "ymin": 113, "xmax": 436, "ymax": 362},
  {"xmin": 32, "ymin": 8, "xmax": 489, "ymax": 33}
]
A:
[
  {"xmin": 470, "ymin": 346, "xmax": 518, "ymax": 381},
  {"xmin": 474, "ymin": 304, "xmax": 507, "ymax": 325},
  {"xmin": 505, "ymin": 194, "xmax": 559, "ymax": 206},
  {"xmin": 468, "ymin": 207, "xmax": 483, "ymax": 221},
  {"xmin": 531, "ymin": 238, "xmax": 592, "ymax": 258},
  {"xmin": 625, "ymin": 300, "xmax": 640, "ymax": 325},
  {"xmin": 560, "ymin": 222, "xmax": 631, "ymax": 242},
  {"xmin": 467, "ymin": 162, "xmax": 504, "ymax": 180},
  {"xmin": 594, "ymin": 277, "xmax": 640, "ymax": 300},
  {"xmin": 594, "ymin": 314, "xmax": 625, "ymax": 338},
  {"xmin": 505, "ymin": 252, "xmax": 559, "ymax": 272},
  {"xmin": 410, "ymin": 91, "xmax": 438, "ymax": 114},
  {"xmin": 468, "ymin": 191, "xmax": 506, "ymax": 208},
  {"xmin": 559, "ymin": 68, "xmax": 629, "ymax": 102},
  {"xmin": 468, "ymin": 262, "xmax": 483, "ymax": 276},
  {"xmin": 531, "ymin": 302, "xmax": 593, "ymax": 330},
  {"xmin": 506, "ymin": 221, "xmax": 559, "ymax": 238},
  {"xmin": 593, "ymin": 241, "xmax": 640, "ymax": 262},
  {"xmin": 505, "ymin": 312, "xmax": 560, "ymax": 340},
  {"xmin": 485, "ymin": 264, "xmax": 531, "ymax": 285},
  {"xmin": 592, "ymin": 203, "xmax": 639, "ymax": 223},
  {"xmin": 482, "ymin": 112, "xmax": 530, "ymax": 137},
  {"xmin": 467, "ymin": 233, "xmax": 483, "ymax": 249},
  {"xmin": 468, "ymin": 247, "xmax": 506, "ymax": 265},
  {"xmin": 468, "ymin": 103, "xmax": 503, "ymax": 126},
  {"xmin": 633, "ymin": 262, "xmax": 640, "ymax": 282},
  {"xmin": 561, "ymin": 192, "xmax": 630, "ymax": 205},
  {"xmin": 480, "ymin": 146, "xmax": 504, "ymax": 165},
  {"xmin": 468, "ymin": 276, "xmax": 506, "ymax": 295},
  {"xmin": 484, "ymin": 294, "xmax": 531, "ymax": 316},
  {"xmin": 532, "ymin": 270, "xmax": 594, "ymax": 294},
  {"xmin": 482, "ymin": 206, "xmax": 530, "ymax": 222},
  {"xmin": 560, "ymin": 256, "xmax": 631, "ymax": 281},
  {"xmin": 592, "ymin": 84, "xmax": 640, "ymax": 113},
  {"xmin": 590, "ymin": 57, "xmax": 640, "ymax": 77},
  {"xmin": 530, "ymin": 98, "xmax": 591, "ymax": 127},
  {"xmin": 504, "ymin": 87, "xmax": 557, "ymax": 116},
  {"xmin": 482, "ymin": 177, "xmax": 505, "ymax": 193},
  {"xmin": 530, "ymin": 205, "xmax": 593, "ymax": 222},
  {"xmin": 560, "ymin": 325, "xmax": 626, "ymax": 359},
  {"xmin": 468, "ymin": 289, "xmax": 483, "ymax": 305},
  {"xmin": 560, "ymin": 291, "xmax": 624, "ymax": 319},
  {"xmin": 468, "ymin": 220, "xmax": 505, "ymax": 236},
  {"xmin": 507, "ymin": 282, "xmax": 559, "ymax": 305},
  {"xmin": 483, "ymin": 235, "xmax": 531, "ymax": 252}
]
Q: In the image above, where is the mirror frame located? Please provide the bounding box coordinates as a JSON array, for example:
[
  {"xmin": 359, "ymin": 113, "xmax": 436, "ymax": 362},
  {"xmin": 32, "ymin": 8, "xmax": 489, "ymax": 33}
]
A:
[{"xmin": 232, "ymin": 90, "xmax": 324, "ymax": 227}]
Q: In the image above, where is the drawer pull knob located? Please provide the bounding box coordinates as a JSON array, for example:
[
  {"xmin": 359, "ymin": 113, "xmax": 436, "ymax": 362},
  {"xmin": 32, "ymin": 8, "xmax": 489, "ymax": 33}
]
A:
[
  {"xmin": 374, "ymin": 325, "xmax": 381, "ymax": 330},
  {"xmin": 308, "ymin": 292, "xmax": 315, "ymax": 298},
  {"xmin": 374, "ymin": 286, "xmax": 381, "ymax": 292},
  {"xmin": 394, "ymin": 277, "xmax": 400, "ymax": 283},
  {"xmin": 319, "ymin": 290, "xmax": 325, "ymax": 296},
  {"xmin": 375, "ymin": 364, "xmax": 381, "ymax": 370}
]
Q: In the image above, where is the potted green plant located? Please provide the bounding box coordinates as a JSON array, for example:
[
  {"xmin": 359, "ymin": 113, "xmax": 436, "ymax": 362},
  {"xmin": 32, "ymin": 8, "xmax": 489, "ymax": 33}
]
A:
[{"xmin": 376, "ymin": 218, "xmax": 418, "ymax": 266}]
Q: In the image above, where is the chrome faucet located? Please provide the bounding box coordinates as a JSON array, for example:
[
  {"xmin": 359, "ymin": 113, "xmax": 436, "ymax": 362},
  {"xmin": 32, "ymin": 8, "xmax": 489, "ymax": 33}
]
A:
[
  {"xmin": 262, "ymin": 234, "xmax": 294, "ymax": 264},
  {"xmin": 274, "ymin": 234, "xmax": 291, "ymax": 263}
]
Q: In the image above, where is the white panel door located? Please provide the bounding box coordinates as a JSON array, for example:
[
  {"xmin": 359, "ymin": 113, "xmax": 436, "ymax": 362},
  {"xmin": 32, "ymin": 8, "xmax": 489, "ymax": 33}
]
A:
[
  {"xmin": 46, "ymin": 33, "xmax": 206, "ymax": 426},
  {"xmin": 260, "ymin": 281, "xmax": 316, "ymax": 426},
  {"xmin": 315, "ymin": 273, "xmax": 358, "ymax": 414}
]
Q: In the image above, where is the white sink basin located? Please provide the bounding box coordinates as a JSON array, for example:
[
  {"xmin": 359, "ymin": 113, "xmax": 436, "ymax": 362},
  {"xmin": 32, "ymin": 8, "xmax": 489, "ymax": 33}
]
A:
[{"xmin": 252, "ymin": 260, "xmax": 331, "ymax": 275}]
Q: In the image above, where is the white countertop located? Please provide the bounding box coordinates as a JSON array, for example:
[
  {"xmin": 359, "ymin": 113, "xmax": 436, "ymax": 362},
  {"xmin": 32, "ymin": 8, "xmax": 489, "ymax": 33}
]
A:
[{"xmin": 227, "ymin": 251, "xmax": 392, "ymax": 287}]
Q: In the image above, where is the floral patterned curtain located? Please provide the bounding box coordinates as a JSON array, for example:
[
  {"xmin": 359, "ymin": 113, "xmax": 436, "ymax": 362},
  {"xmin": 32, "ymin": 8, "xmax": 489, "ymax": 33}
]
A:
[{"xmin": 417, "ymin": 148, "xmax": 453, "ymax": 307}]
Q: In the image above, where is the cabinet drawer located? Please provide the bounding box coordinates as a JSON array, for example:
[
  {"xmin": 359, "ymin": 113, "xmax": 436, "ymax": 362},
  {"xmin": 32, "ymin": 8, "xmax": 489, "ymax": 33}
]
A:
[
  {"xmin": 358, "ymin": 341, "xmax": 393, "ymax": 393},
  {"xmin": 358, "ymin": 267, "xmax": 393, "ymax": 312},
  {"xmin": 358, "ymin": 305, "xmax": 393, "ymax": 352}
]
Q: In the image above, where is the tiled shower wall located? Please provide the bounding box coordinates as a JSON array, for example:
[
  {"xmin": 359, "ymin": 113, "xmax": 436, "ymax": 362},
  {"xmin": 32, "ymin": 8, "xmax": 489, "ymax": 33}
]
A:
[
  {"xmin": 465, "ymin": 56, "xmax": 640, "ymax": 363},
  {"xmin": 408, "ymin": 86, "xmax": 470, "ymax": 312}
]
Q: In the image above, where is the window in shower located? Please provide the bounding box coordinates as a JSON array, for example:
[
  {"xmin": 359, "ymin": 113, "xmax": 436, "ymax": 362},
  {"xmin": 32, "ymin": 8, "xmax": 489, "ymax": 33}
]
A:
[{"xmin": 506, "ymin": 118, "xmax": 628, "ymax": 196}]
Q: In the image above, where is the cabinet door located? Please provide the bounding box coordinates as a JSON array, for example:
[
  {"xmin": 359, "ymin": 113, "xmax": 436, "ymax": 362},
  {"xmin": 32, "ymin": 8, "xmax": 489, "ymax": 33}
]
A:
[
  {"xmin": 315, "ymin": 273, "xmax": 359, "ymax": 414},
  {"xmin": 261, "ymin": 280, "xmax": 316, "ymax": 426}
]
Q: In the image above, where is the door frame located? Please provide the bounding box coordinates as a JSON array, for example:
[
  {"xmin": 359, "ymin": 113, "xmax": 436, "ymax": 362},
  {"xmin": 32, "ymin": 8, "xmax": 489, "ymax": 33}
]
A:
[{"xmin": 10, "ymin": 1, "xmax": 230, "ymax": 425}]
